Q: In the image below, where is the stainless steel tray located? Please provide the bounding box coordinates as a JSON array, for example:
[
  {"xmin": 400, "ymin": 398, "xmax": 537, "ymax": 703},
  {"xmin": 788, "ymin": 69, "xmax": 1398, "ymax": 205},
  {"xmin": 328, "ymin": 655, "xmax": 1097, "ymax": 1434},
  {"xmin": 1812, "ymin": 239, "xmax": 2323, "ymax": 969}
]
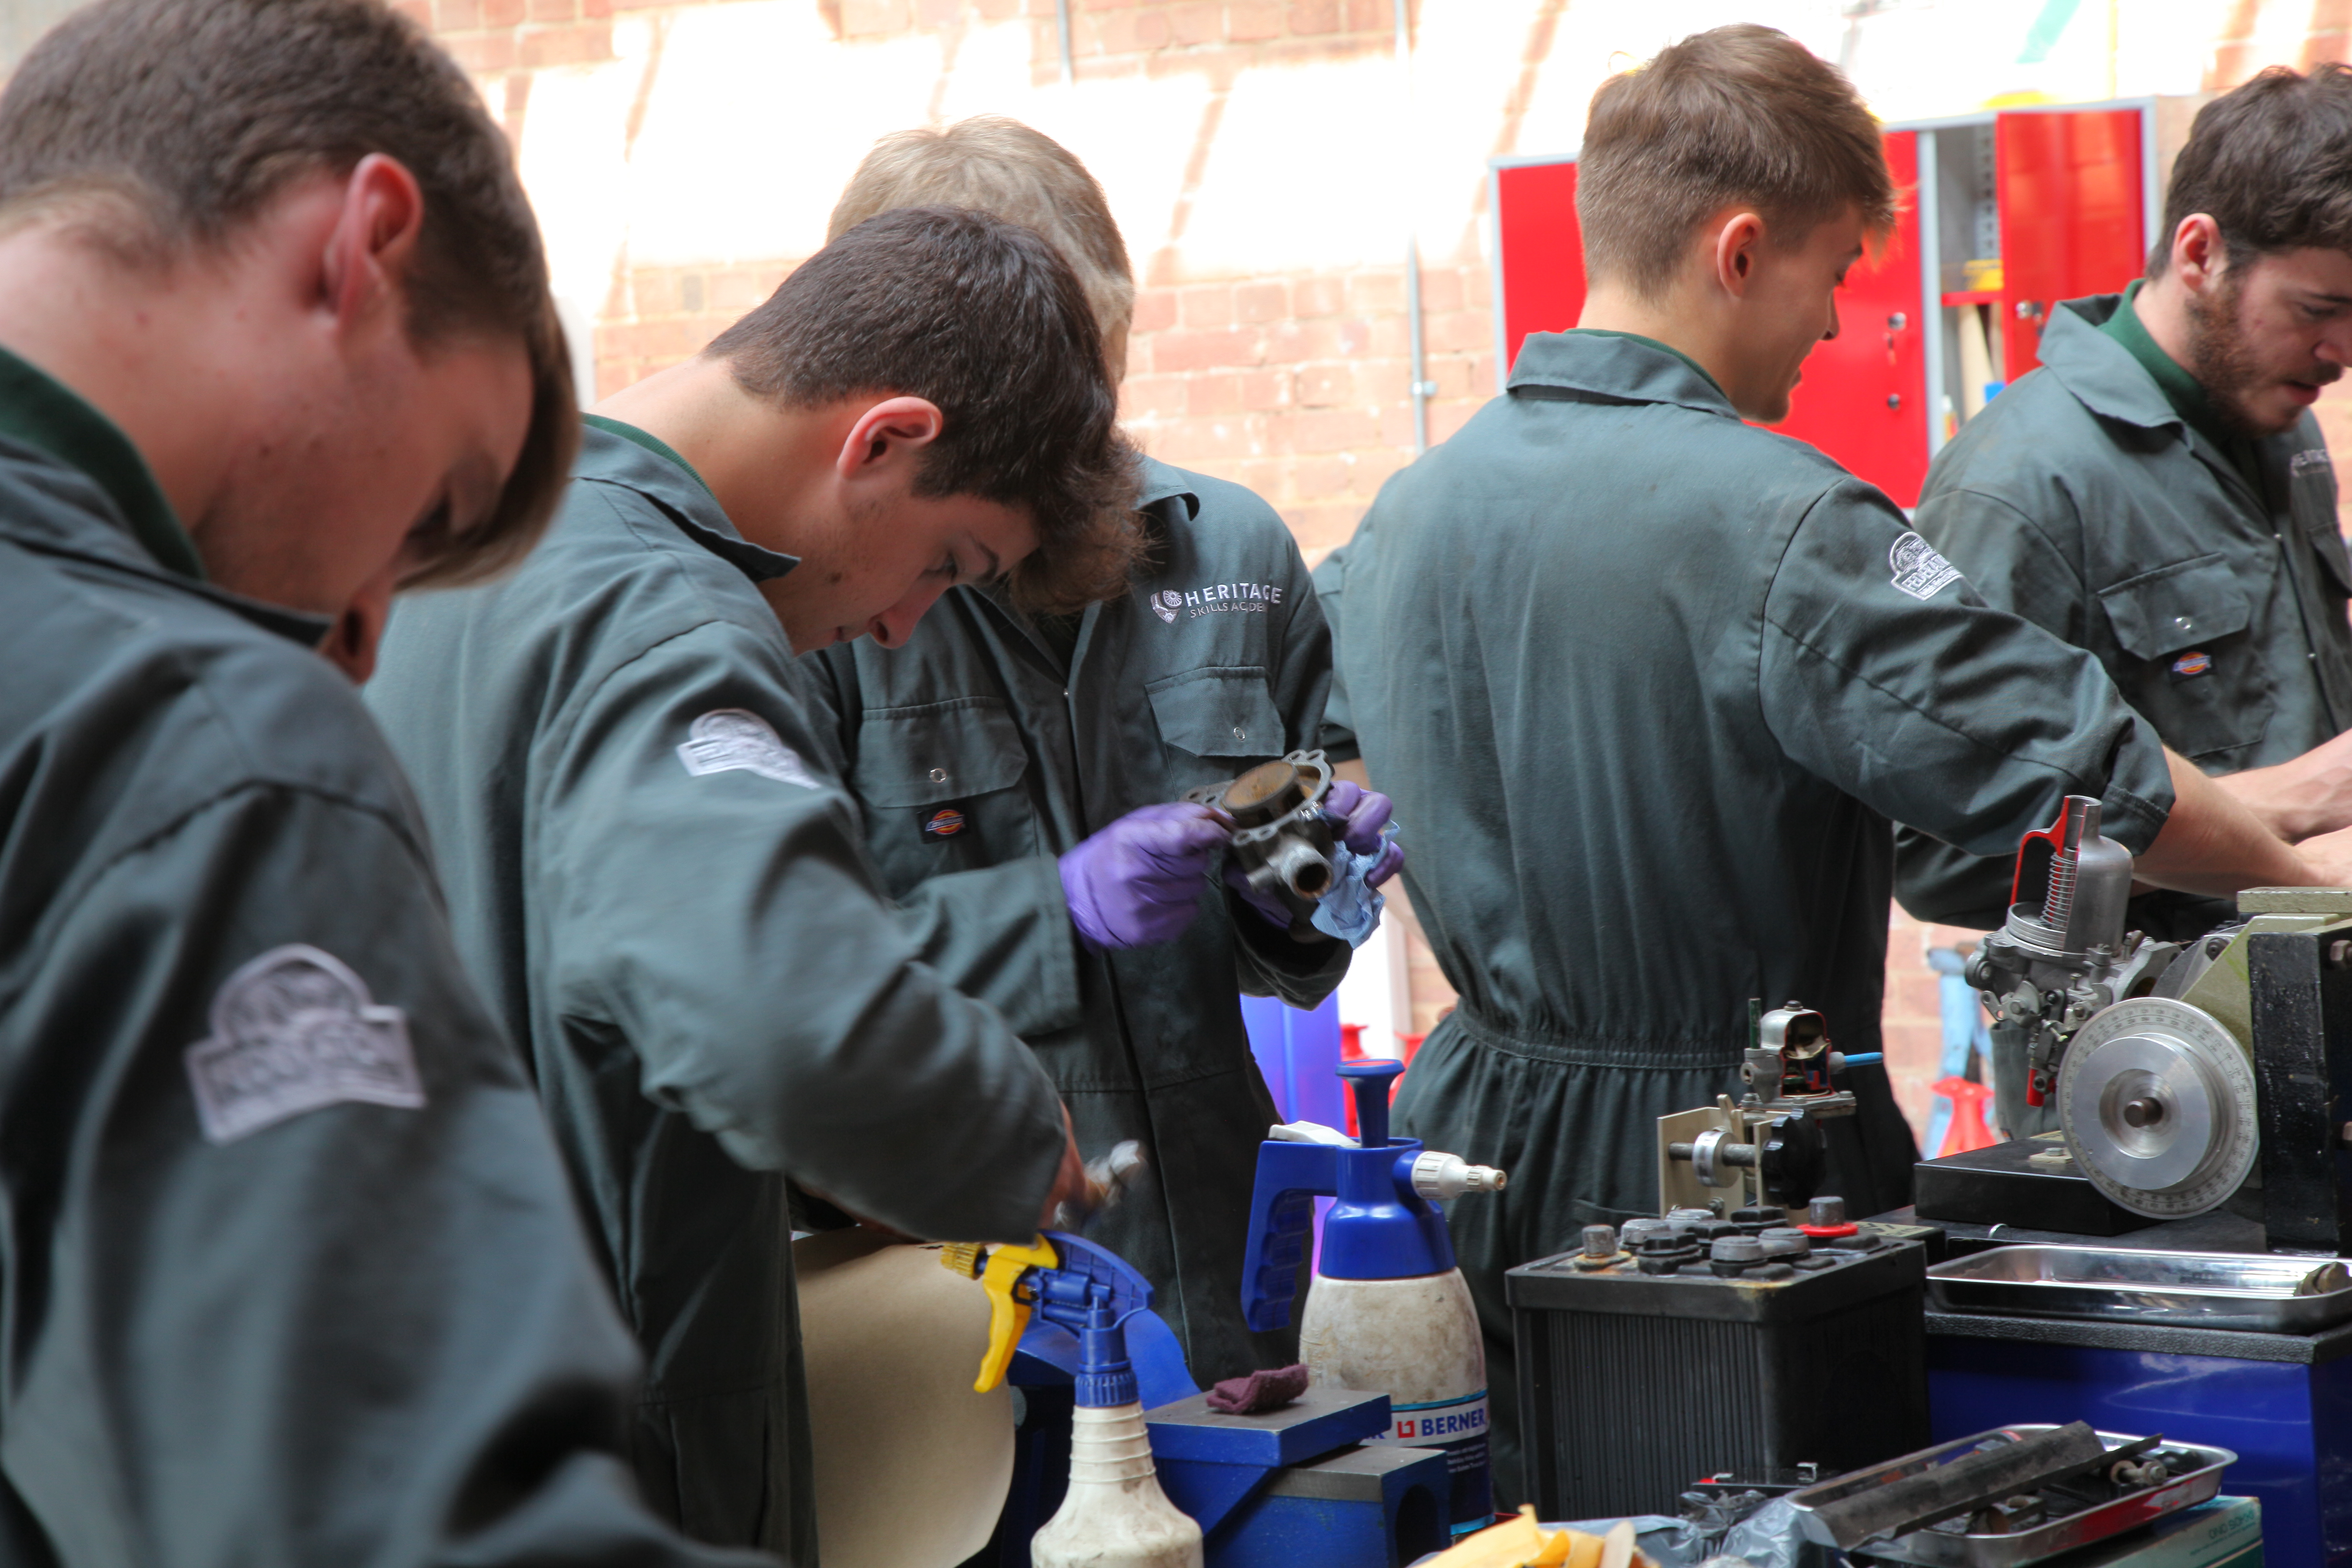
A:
[
  {"xmin": 1927, "ymin": 1243, "xmax": 2352, "ymax": 1333},
  {"xmin": 1792, "ymin": 1426, "xmax": 2233, "ymax": 1567}
]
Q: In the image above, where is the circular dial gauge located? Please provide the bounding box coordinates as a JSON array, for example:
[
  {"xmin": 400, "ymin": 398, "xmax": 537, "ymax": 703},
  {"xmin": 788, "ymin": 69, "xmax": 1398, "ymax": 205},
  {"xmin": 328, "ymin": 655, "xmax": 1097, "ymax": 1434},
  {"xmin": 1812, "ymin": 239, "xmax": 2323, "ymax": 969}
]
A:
[{"xmin": 2058, "ymin": 997, "xmax": 2258, "ymax": 1220}]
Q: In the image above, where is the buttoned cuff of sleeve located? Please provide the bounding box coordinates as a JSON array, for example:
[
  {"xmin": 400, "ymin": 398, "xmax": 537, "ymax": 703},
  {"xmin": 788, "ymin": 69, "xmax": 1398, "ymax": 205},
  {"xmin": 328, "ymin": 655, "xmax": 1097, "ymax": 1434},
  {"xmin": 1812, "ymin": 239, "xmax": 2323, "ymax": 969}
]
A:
[{"xmin": 2095, "ymin": 726, "xmax": 2176, "ymax": 855}]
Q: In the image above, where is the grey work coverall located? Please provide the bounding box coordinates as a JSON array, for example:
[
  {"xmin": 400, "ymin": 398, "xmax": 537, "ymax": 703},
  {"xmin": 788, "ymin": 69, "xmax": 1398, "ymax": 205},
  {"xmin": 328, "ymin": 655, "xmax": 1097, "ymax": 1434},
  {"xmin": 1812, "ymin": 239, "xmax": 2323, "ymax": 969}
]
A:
[
  {"xmin": 0, "ymin": 353, "xmax": 758, "ymax": 1567},
  {"xmin": 799, "ymin": 456, "xmax": 1347, "ymax": 1383},
  {"xmin": 367, "ymin": 422, "xmax": 1073, "ymax": 1556},
  {"xmin": 1894, "ymin": 294, "xmax": 2352, "ymax": 1135},
  {"xmin": 1328, "ymin": 330, "xmax": 2177, "ymax": 1505}
]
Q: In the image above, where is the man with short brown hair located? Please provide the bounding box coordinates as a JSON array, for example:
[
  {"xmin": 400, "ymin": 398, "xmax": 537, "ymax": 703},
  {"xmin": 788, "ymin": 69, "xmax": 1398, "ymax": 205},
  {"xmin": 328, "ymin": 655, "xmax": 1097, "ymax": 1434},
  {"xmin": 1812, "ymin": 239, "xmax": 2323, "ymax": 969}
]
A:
[
  {"xmin": 0, "ymin": 0, "xmax": 756, "ymax": 1562},
  {"xmin": 1897, "ymin": 66, "xmax": 2352, "ymax": 1134},
  {"xmin": 370, "ymin": 203, "xmax": 1202, "ymax": 1554},
  {"xmin": 804, "ymin": 117, "xmax": 1400, "ymax": 1387},
  {"xmin": 1330, "ymin": 23, "xmax": 2352, "ymax": 1504}
]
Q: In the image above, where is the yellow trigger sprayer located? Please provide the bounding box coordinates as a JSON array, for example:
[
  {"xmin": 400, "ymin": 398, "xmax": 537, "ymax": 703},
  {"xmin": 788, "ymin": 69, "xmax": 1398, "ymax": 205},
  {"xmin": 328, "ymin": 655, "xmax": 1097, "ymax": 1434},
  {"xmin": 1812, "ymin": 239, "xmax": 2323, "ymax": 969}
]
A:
[{"xmin": 938, "ymin": 1234, "xmax": 1063, "ymax": 1393}]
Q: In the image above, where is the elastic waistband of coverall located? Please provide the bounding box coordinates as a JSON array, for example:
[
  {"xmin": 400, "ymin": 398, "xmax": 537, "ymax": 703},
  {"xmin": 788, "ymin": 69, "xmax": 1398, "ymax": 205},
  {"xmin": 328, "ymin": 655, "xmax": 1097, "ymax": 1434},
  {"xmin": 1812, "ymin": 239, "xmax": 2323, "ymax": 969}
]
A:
[{"xmin": 1442, "ymin": 1004, "xmax": 1746, "ymax": 1072}]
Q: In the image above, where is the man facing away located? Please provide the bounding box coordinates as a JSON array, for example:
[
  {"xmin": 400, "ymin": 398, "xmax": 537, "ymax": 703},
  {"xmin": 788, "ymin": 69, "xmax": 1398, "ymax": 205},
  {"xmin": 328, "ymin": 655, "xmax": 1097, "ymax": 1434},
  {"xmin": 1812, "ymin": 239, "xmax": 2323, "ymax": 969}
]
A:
[
  {"xmin": 369, "ymin": 206, "xmax": 1233, "ymax": 1553},
  {"xmin": 798, "ymin": 118, "xmax": 1403, "ymax": 1384},
  {"xmin": 1329, "ymin": 24, "xmax": 2352, "ymax": 1506},
  {"xmin": 0, "ymin": 0, "xmax": 763, "ymax": 1562},
  {"xmin": 1896, "ymin": 65, "xmax": 2352, "ymax": 1134}
]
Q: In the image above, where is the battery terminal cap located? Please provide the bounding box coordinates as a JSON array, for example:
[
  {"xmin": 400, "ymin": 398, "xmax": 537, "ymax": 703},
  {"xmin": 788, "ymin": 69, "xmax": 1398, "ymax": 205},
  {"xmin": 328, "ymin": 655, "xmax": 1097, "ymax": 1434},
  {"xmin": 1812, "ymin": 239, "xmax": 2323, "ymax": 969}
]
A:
[
  {"xmin": 1798, "ymin": 1194, "xmax": 1858, "ymax": 1238},
  {"xmin": 1570, "ymin": 1222, "xmax": 1626, "ymax": 1271}
]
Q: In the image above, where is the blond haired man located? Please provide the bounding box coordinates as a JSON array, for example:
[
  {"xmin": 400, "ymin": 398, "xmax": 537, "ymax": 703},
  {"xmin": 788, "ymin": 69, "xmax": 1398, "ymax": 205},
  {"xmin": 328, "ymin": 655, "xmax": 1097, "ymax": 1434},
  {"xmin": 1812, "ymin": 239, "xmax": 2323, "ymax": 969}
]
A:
[
  {"xmin": 1328, "ymin": 25, "xmax": 2352, "ymax": 1504},
  {"xmin": 799, "ymin": 117, "xmax": 1401, "ymax": 1386}
]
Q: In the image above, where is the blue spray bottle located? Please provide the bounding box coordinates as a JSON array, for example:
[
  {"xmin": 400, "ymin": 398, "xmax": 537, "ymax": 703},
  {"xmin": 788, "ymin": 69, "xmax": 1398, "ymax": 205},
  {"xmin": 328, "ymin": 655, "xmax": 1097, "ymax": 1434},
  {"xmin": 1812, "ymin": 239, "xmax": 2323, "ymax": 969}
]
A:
[{"xmin": 1238, "ymin": 1059, "xmax": 1507, "ymax": 1535}]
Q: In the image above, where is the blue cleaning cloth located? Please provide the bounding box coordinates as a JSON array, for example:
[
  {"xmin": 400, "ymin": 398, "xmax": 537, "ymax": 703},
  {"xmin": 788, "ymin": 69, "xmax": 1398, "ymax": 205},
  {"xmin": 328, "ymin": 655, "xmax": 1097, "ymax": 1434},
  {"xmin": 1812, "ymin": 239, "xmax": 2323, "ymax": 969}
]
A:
[{"xmin": 1310, "ymin": 824, "xmax": 1397, "ymax": 946}]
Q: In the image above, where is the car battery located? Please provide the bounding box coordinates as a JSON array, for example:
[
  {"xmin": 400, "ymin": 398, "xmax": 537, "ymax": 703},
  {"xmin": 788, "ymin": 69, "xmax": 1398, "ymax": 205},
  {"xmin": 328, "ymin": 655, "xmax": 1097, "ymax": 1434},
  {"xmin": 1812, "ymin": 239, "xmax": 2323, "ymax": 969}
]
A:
[{"xmin": 1507, "ymin": 1205, "xmax": 1930, "ymax": 1520}]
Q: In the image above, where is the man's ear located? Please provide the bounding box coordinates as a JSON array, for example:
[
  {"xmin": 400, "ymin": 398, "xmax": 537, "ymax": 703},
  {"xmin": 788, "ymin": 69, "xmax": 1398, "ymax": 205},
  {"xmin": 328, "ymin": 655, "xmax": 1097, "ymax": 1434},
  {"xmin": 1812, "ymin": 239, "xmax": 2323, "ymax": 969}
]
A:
[
  {"xmin": 320, "ymin": 153, "xmax": 426, "ymax": 334},
  {"xmin": 836, "ymin": 395, "xmax": 946, "ymax": 481},
  {"xmin": 1711, "ymin": 210, "xmax": 1768, "ymax": 299},
  {"xmin": 2169, "ymin": 213, "xmax": 2225, "ymax": 295}
]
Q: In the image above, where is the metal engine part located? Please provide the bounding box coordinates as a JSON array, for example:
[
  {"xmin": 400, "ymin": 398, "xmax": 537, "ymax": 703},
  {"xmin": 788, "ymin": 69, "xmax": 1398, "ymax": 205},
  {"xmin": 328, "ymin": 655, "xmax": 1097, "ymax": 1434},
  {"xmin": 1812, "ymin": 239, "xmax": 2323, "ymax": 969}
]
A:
[
  {"xmin": 1659, "ymin": 998, "xmax": 1858, "ymax": 1217},
  {"xmin": 1967, "ymin": 796, "xmax": 2182, "ymax": 1112},
  {"xmin": 1672, "ymin": 1113, "xmax": 1826, "ymax": 1203},
  {"xmin": 2058, "ymin": 997, "xmax": 2260, "ymax": 1220},
  {"xmin": 1183, "ymin": 749, "xmax": 1339, "ymax": 927}
]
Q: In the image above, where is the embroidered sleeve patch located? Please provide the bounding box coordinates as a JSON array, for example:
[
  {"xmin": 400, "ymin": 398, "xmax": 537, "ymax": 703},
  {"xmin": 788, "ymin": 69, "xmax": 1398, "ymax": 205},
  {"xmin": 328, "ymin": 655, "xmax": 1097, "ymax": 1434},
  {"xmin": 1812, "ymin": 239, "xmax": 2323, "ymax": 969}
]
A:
[
  {"xmin": 1889, "ymin": 531, "xmax": 1962, "ymax": 601},
  {"xmin": 676, "ymin": 708, "xmax": 821, "ymax": 789},
  {"xmin": 184, "ymin": 944, "xmax": 426, "ymax": 1144}
]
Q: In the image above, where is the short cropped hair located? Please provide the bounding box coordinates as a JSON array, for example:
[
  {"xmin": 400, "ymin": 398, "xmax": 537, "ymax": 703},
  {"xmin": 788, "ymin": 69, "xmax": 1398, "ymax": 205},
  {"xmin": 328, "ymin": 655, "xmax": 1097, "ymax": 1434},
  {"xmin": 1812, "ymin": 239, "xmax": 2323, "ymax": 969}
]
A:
[
  {"xmin": 707, "ymin": 206, "xmax": 1140, "ymax": 613},
  {"xmin": 1578, "ymin": 24, "xmax": 1897, "ymax": 300},
  {"xmin": 0, "ymin": 0, "xmax": 575, "ymax": 589},
  {"xmin": 828, "ymin": 117, "xmax": 1136, "ymax": 339},
  {"xmin": 2160, "ymin": 64, "xmax": 2352, "ymax": 274}
]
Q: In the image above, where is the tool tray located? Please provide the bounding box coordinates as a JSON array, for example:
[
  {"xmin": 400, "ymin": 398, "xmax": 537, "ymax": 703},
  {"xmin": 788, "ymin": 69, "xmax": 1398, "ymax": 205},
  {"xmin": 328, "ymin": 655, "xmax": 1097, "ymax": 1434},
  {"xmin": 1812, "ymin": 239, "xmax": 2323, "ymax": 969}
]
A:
[
  {"xmin": 1790, "ymin": 1426, "xmax": 2233, "ymax": 1568},
  {"xmin": 1927, "ymin": 1244, "xmax": 2352, "ymax": 1334}
]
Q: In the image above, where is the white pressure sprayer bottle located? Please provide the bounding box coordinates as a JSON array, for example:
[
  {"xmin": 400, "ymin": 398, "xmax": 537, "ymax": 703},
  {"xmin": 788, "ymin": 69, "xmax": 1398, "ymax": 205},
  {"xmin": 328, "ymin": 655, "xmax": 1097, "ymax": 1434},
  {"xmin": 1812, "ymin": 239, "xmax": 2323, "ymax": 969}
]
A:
[{"xmin": 1238, "ymin": 1059, "xmax": 1508, "ymax": 1536}]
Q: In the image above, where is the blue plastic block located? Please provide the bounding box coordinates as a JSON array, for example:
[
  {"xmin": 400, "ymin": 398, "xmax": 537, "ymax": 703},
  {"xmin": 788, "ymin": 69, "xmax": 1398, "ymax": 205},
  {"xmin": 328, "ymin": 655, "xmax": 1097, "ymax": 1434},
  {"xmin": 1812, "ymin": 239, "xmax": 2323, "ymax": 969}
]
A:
[
  {"xmin": 1145, "ymin": 1386, "xmax": 1390, "ymax": 1466},
  {"xmin": 1147, "ymin": 1387, "xmax": 1390, "ymax": 1535},
  {"xmin": 1207, "ymin": 1443, "xmax": 1451, "ymax": 1568},
  {"xmin": 1929, "ymin": 1335, "xmax": 2352, "ymax": 1566}
]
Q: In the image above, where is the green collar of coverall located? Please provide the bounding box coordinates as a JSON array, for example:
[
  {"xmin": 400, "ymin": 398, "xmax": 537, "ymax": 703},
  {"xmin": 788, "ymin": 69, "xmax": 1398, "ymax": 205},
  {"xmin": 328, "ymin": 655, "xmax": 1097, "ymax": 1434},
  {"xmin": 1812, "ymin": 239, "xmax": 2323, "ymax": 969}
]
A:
[
  {"xmin": 0, "ymin": 342, "xmax": 201, "ymax": 580},
  {"xmin": 1507, "ymin": 329, "xmax": 1737, "ymax": 418},
  {"xmin": 1567, "ymin": 330, "xmax": 1729, "ymax": 399},
  {"xmin": 583, "ymin": 413, "xmax": 720, "ymax": 503},
  {"xmin": 576, "ymin": 417, "xmax": 797, "ymax": 584},
  {"xmin": 1135, "ymin": 454, "xmax": 1202, "ymax": 519},
  {"xmin": 2080, "ymin": 284, "xmax": 2263, "ymax": 487}
]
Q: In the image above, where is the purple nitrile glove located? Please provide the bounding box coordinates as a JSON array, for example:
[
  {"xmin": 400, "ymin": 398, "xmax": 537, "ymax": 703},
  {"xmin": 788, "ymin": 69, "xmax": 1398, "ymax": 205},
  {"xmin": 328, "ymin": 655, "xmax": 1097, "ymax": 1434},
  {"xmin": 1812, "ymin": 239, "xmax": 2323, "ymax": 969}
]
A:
[
  {"xmin": 1323, "ymin": 779, "xmax": 1404, "ymax": 887},
  {"xmin": 1060, "ymin": 802, "xmax": 1233, "ymax": 950}
]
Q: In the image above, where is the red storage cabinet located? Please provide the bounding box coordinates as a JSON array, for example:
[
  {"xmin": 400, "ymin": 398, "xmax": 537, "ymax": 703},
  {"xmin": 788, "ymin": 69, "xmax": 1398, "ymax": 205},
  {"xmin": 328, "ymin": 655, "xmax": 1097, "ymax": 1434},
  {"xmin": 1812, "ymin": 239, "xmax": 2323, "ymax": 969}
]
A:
[{"xmin": 1998, "ymin": 108, "xmax": 2147, "ymax": 378}]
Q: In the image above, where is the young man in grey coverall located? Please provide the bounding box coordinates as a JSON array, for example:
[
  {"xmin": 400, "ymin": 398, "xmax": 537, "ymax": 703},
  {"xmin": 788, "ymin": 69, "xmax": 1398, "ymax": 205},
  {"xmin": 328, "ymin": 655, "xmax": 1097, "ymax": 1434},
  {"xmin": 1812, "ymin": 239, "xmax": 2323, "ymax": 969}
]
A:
[
  {"xmin": 799, "ymin": 119, "xmax": 1403, "ymax": 1385},
  {"xmin": 1896, "ymin": 66, "xmax": 2352, "ymax": 1135},
  {"xmin": 0, "ymin": 1, "xmax": 759, "ymax": 1563},
  {"xmin": 369, "ymin": 208, "xmax": 1216, "ymax": 1554},
  {"xmin": 1328, "ymin": 24, "xmax": 2352, "ymax": 1507}
]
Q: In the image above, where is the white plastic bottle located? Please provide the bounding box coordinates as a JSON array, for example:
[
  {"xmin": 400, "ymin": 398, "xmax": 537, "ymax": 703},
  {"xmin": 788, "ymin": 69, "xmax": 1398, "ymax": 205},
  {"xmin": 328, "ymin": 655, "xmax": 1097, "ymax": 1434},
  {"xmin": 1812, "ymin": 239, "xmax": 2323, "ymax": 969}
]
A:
[{"xmin": 1029, "ymin": 1309, "xmax": 1203, "ymax": 1568}]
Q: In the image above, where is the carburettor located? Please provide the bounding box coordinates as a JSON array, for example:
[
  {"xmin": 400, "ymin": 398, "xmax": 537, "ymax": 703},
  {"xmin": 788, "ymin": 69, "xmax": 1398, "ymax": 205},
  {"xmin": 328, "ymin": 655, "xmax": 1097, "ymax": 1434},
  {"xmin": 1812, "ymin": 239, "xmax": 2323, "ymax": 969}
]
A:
[
  {"xmin": 1965, "ymin": 795, "xmax": 2180, "ymax": 1108},
  {"xmin": 1184, "ymin": 749, "xmax": 1339, "ymax": 930}
]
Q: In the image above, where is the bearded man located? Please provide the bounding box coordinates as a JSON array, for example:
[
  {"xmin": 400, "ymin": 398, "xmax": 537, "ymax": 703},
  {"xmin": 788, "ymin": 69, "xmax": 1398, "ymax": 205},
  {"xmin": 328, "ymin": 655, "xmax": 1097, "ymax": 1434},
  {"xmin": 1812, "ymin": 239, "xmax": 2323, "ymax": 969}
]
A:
[{"xmin": 1896, "ymin": 63, "xmax": 2352, "ymax": 1135}]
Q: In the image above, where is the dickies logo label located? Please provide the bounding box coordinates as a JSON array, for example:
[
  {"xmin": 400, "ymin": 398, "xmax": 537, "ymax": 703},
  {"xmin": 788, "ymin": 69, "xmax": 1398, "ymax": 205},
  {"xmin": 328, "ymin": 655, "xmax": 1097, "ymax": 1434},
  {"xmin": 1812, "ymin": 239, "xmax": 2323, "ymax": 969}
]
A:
[
  {"xmin": 2172, "ymin": 650, "xmax": 2212, "ymax": 679},
  {"xmin": 921, "ymin": 805, "xmax": 968, "ymax": 841}
]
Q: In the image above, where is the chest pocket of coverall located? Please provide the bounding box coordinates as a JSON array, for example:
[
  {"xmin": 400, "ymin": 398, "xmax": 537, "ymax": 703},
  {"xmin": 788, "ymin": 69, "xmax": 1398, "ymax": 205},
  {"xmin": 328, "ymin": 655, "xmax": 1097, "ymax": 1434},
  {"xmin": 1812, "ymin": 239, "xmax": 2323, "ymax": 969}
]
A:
[
  {"xmin": 849, "ymin": 697, "xmax": 1036, "ymax": 896},
  {"xmin": 2289, "ymin": 451, "xmax": 2352, "ymax": 601},
  {"xmin": 2097, "ymin": 552, "xmax": 2269, "ymax": 764},
  {"xmin": 1144, "ymin": 666, "xmax": 1287, "ymax": 794}
]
